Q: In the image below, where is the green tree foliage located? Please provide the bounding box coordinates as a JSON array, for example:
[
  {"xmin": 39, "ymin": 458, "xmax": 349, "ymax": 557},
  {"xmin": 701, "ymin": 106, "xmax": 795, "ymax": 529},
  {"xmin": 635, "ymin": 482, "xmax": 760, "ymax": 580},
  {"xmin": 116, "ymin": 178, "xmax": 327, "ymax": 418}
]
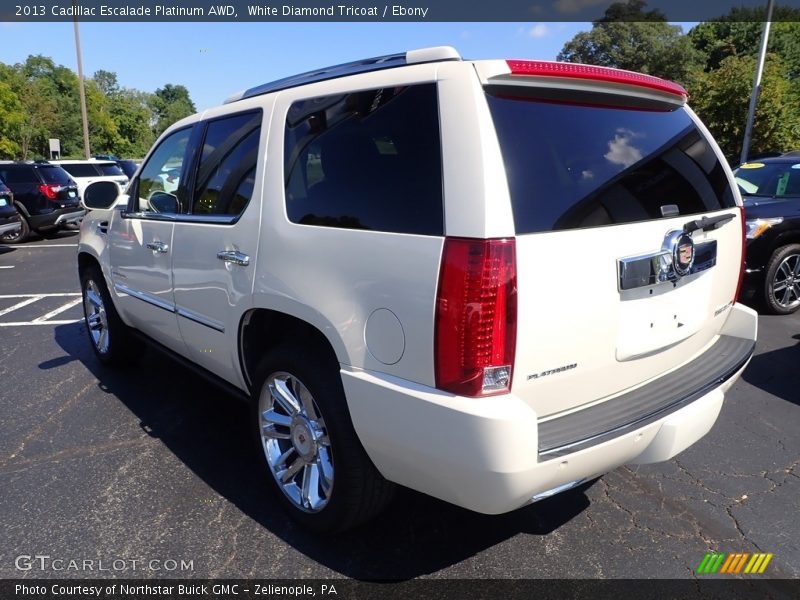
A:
[
  {"xmin": 150, "ymin": 84, "xmax": 196, "ymax": 138},
  {"xmin": 688, "ymin": 55, "xmax": 800, "ymax": 160},
  {"xmin": 557, "ymin": 0, "xmax": 701, "ymax": 85},
  {"xmin": 557, "ymin": 0, "xmax": 800, "ymax": 160},
  {"xmin": 0, "ymin": 56, "xmax": 195, "ymax": 159},
  {"xmin": 688, "ymin": 7, "xmax": 800, "ymax": 78}
]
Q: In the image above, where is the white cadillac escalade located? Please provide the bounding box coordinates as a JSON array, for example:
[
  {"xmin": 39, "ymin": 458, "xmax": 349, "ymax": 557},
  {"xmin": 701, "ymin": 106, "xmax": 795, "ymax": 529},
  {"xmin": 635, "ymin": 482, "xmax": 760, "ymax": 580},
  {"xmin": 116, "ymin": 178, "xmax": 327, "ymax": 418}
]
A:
[{"xmin": 77, "ymin": 47, "xmax": 758, "ymax": 533}]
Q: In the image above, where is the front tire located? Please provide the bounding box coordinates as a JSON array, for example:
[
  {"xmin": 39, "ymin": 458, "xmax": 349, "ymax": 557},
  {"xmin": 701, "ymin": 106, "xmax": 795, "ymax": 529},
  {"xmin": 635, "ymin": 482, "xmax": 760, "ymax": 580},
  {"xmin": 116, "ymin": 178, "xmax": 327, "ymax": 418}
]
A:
[
  {"xmin": 253, "ymin": 343, "xmax": 394, "ymax": 533},
  {"xmin": 763, "ymin": 244, "xmax": 800, "ymax": 315},
  {"xmin": 80, "ymin": 265, "xmax": 143, "ymax": 365}
]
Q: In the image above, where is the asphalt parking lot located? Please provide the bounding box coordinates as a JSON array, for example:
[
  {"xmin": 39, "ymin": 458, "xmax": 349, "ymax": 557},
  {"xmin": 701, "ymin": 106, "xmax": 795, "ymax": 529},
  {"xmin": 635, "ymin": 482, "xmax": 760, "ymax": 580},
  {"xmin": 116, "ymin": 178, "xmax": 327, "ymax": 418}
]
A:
[{"xmin": 0, "ymin": 231, "xmax": 798, "ymax": 581}]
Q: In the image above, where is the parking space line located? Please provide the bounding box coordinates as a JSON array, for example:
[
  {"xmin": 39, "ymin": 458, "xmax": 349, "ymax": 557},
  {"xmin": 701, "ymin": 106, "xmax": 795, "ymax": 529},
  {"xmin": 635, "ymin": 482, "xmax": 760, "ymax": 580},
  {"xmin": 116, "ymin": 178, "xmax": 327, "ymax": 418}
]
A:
[
  {"xmin": 0, "ymin": 292, "xmax": 80, "ymax": 299},
  {"xmin": 0, "ymin": 244, "xmax": 78, "ymax": 248},
  {"xmin": 32, "ymin": 298, "xmax": 83, "ymax": 323},
  {"xmin": 0, "ymin": 320, "xmax": 81, "ymax": 327},
  {"xmin": 0, "ymin": 266, "xmax": 14, "ymax": 269},
  {"xmin": 0, "ymin": 296, "xmax": 44, "ymax": 317}
]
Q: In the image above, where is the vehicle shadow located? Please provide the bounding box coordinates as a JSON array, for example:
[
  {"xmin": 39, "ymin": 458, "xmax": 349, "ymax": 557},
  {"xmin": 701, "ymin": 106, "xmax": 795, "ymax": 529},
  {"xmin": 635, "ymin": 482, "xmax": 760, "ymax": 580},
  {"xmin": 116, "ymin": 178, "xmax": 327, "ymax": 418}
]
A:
[
  {"xmin": 742, "ymin": 334, "xmax": 800, "ymax": 407},
  {"xmin": 51, "ymin": 321, "xmax": 593, "ymax": 580}
]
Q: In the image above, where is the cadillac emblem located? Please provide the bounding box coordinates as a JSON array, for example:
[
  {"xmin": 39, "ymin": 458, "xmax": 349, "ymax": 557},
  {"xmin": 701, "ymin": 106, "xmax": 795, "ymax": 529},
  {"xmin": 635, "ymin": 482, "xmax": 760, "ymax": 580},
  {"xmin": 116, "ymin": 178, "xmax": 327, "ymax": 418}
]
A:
[{"xmin": 673, "ymin": 233, "xmax": 695, "ymax": 276}]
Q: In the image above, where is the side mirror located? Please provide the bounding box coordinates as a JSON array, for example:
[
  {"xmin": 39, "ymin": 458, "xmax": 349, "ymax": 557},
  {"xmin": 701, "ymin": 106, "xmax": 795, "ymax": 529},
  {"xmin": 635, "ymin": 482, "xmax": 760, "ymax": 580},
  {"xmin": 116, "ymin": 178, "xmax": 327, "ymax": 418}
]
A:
[
  {"xmin": 149, "ymin": 191, "xmax": 180, "ymax": 214},
  {"xmin": 83, "ymin": 181, "xmax": 120, "ymax": 209}
]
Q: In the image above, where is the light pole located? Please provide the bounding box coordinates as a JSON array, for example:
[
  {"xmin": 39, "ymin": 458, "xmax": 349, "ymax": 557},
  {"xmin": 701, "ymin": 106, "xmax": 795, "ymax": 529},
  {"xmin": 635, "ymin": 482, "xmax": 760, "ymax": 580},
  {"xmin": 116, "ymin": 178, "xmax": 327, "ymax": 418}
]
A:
[
  {"xmin": 740, "ymin": 0, "xmax": 775, "ymax": 165},
  {"xmin": 72, "ymin": 0, "xmax": 91, "ymax": 159}
]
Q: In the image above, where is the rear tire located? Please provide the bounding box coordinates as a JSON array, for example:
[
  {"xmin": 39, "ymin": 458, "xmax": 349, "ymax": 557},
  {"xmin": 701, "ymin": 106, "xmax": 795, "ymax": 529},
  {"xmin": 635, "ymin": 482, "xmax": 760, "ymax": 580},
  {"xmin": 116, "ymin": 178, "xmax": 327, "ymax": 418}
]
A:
[
  {"xmin": 80, "ymin": 265, "xmax": 143, "ymax": 365},
  {"xmin": 0, "ymin": 214, "xmax": 30, "ymax": 243},
  {"xmin": 762, "ymin": 244, "xmax": 800, "ymax": 315},
  {"xmin": 252, "ymin": 342, "xmax": 394, "ymax": 533}
]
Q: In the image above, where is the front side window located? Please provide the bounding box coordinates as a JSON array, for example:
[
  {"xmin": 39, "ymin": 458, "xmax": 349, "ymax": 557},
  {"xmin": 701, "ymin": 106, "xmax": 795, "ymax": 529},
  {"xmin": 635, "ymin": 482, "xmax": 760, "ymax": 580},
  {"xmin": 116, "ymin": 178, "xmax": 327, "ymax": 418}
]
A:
[
  {"xmin": 135, "ymin": 128, "xmax": 192, "ymax": 214},
  {"xmin": 192, "ymin": 111, "xmax": 261, "ymax": 216},
  {"xmin": 284, "ymin": 84, "xmax": 443, "ymax": 236}
]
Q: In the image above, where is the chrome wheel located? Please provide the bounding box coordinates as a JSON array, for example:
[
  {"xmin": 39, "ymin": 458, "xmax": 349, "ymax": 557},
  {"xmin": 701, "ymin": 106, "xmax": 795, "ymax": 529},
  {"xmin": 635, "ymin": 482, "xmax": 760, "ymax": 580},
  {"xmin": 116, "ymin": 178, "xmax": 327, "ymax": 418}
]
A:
[
  {"xmin": 259, "ymin": 372, "xmax": 333, "ymax": 513},
  {"xmin": 83, "ymin": 280, "xmax": 109, "ymax": 354},
  {"xmin": 771, "ymin": 252, "xmax": 800, "ymax": 311}
]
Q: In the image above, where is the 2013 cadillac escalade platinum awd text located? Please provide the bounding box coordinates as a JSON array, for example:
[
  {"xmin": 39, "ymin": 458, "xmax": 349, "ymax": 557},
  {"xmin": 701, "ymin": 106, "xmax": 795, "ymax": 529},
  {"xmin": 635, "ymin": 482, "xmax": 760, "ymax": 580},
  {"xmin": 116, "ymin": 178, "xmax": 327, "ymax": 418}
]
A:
[{"xmin": 77, "ymin": 47, "xmax": 758, "ymax": 533}]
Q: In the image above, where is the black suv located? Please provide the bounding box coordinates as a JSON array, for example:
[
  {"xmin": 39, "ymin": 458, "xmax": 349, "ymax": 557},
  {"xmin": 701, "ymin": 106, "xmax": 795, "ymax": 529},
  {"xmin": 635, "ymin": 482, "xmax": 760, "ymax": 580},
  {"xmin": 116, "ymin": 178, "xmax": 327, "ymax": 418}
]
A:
[
  {"xmin": 734, "ymin": 153, "xmax": 800, "ymax": 314},
  {"xmin": 0, "ymin": 162, "xmax": 84, "ymax": 243},
  {"xmin": 0, "ymin": 179, "xmax": 21, "ymax": 239}
]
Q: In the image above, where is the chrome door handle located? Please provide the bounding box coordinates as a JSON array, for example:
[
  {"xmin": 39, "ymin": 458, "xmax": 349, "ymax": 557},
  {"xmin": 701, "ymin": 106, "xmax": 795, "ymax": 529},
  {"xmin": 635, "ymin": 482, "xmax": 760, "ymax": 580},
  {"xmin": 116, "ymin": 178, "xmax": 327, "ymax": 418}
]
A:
[
  {"xmin": 217, "ymin": 250, "xmax": 250, "ymax": 266},
  {"xmin": 146, "ymin": 241, "xmax": 169, "ymax": 253}
]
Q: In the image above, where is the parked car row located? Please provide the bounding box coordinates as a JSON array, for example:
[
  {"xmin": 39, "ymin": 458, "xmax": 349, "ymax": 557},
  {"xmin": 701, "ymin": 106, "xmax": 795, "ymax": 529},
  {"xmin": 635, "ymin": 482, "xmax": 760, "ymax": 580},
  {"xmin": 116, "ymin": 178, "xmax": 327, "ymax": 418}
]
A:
[
  {"xmin": 0, "ymin": 158, "xmax": 135, "ymax": 243},
  {"xmin": 734, "ymin": 151, "xmax": 800, "ymax": 315}
]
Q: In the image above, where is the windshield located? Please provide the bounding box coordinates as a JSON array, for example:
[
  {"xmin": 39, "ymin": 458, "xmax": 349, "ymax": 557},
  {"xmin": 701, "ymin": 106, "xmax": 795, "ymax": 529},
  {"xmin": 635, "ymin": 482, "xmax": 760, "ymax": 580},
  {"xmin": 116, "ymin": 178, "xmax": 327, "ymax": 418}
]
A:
[{"xmin": 734, "ymin": 162, "xmax": 800, "ymax": 197}]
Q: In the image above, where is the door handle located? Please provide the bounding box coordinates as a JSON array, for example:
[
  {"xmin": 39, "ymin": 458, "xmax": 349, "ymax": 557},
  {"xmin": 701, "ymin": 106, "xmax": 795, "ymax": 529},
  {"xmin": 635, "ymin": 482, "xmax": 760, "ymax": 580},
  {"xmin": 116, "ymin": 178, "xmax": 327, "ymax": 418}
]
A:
[
  {"xmin": 217, "ymin": 250, "xmax": 250, "ymax": 266},
  {"xmin": 146, "ymin": 241, "xmax": 169, "ymax": 253}
]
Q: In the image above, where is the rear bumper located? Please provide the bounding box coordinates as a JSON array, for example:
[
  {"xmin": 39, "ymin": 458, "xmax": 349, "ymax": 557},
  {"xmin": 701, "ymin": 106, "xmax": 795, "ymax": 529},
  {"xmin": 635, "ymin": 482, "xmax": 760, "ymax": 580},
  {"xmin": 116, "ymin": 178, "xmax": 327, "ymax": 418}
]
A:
[
  {"xmin": 342, "ymin": 303, "xmax": 757, "ymax": 514},
  {"xmin": 28, "ymin": 207, "xmax": 84, "ymax": 230}
]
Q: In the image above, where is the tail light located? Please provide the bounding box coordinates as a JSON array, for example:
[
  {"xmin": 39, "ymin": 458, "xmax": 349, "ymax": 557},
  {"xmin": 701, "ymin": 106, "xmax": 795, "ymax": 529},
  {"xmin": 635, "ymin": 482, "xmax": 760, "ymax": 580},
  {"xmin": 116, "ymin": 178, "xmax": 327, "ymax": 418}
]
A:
[
  {"xmin": 38, "ymin": 184, "xmax": 60, "ymax": 201},
  {"xmin": 734, "ymin": 205, "xmax": 746, "ymax": 302},
  {"xmin": 435, "ymin": 237, "xmax": 517, "ymax": 397}
]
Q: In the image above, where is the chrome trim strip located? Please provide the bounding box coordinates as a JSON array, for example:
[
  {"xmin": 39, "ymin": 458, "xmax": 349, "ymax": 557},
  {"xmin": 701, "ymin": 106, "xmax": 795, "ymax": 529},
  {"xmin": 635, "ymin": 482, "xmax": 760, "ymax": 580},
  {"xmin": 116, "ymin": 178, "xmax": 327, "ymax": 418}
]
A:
[
  {"xmin": 122, "ymin": 212, "xmax": 238, "ymax": 225},
  {"xmin": 618, "ymin": 240, "xmax": 717, "ymax": 291},
  {"xmin": 113, "ymin": 282, "xmax": 176, "ymax": 313},
  {"xmin": 176, "ymin": 306, "xmax": 225, "ymax": 333}
]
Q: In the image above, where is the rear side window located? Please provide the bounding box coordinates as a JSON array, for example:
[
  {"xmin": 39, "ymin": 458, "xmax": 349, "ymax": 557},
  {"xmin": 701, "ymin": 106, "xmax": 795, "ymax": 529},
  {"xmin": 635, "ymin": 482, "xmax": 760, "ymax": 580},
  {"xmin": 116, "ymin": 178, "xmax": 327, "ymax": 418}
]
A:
[
  {"xmin": 486, "ymin": 94, "xmax": 736, "ymax": 234},
  {"xmin": 192, "ymin": 110, "xmax": 261, "ymax": 216},
  {"xmin": 284, "ymin": 84, "xmax": 443, "ymax": 236},
  {"xmin": 0, "ymin": 166, "xmax": 36, "ymax": 184},
  {"xmin": 38, "ymin": 166, "xmax": 73, "ymax": 185},
  {"xmin": 60, "ymin": 163, "xmax": 99, "ymax": 178}
]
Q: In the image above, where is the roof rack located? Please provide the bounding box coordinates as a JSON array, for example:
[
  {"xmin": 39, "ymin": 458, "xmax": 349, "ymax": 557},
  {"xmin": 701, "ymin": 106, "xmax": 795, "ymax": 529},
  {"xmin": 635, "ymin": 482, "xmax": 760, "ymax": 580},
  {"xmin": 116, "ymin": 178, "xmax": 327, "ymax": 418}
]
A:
[{"xmin": 224, "ymin": 46, "xmax": 461, "ymax": 104}]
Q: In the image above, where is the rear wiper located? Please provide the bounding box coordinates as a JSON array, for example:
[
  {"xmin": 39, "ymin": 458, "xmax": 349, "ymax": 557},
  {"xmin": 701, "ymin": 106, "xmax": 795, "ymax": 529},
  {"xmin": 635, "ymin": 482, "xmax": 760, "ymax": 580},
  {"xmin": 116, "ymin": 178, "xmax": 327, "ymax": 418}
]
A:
[{"xmin": 683, "ymin": 213, "xmax": 735, "ymax": 233}]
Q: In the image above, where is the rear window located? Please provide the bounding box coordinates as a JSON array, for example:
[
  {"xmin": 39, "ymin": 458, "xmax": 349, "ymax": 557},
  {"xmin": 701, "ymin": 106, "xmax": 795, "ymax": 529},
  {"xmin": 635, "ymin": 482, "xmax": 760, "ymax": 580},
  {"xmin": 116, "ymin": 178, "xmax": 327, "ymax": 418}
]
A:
[
  {"xmin": 97, "ymin": 163, "xmax": 125, "ymax": 176},
  {"xmin": 734, "ymin": 162, "xmax": 800, "ymax": 197},
  {"xmin": 486, "ymin": 94, "xmax": 736, "ymax": 234},
  {"xmin": 38, "ymin": 166, "xmax": 73, "ymax": 185},
  {"xmin": 60, "ymin": 163, "xmax": 99, "ymax": 178}
]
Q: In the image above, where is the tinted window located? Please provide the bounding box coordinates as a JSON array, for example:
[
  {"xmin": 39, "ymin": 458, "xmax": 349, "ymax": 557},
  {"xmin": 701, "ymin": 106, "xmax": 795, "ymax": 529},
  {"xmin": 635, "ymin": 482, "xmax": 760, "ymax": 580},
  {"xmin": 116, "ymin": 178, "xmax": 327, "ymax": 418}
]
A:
[
  {"xmin": 60, "ymin": 163, "xmax": 99, "ymax": 178},
  {"xmin": 486, "ymin": 94, "xmax": 736, "ymax": 234},
  {"xmin": 97, "ymin": 163, "xmax": 125, "ymax": 176},
  {"xmin": 734, "ymin": 162, "xmax": 800, "ymax": 197},
  {"xmin": 192, "ymin": 111, "xmax": 261, "ymax": 216},
  {"xmin": 0, "ymin": 166, "xmax": 36, "ymax": 184},
  {"xmin": 38, "ymin": 166, "xmax": 73, "ymax": 185},
  {"xmin": 284, "ymin": 84, "xmax": 443, "ymax": 235},
  {"xmin": 135, "ymin": 128, "xmax": 192, "ymax": 213}
]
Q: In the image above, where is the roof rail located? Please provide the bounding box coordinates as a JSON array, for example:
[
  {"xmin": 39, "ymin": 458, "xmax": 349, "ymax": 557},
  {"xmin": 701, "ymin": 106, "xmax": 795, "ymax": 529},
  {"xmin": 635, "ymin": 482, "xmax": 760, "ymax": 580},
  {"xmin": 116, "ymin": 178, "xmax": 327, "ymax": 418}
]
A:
[{"xmin": 224, "ymin": 46, "xmax": 461, "ymax": 104}]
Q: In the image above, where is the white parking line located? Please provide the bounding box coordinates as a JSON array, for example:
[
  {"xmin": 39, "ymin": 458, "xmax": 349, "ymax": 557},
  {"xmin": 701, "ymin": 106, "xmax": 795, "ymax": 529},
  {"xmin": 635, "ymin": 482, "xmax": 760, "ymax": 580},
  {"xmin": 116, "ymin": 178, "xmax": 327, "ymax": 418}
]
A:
[
  {"xmin": 32, "ymin": 298, "xmax": 83, "ymax": 323},
  {"xmin": 0, "ymin": 244, "xmax": 78, "ymax": 248},
  {"xmin": 0, "ymin": 293, "xmax": 83, "ymax": 326},
  {"xmin": 0, "ymin": 292, "xmax": 80, "ymax": 299},
  {"xmin": 0, "ymin": 296, "xmax": 44, "ymax": 317},
  {"xmin": 0, "ymin": 265, "xmax": 14, "ymax": 269}
]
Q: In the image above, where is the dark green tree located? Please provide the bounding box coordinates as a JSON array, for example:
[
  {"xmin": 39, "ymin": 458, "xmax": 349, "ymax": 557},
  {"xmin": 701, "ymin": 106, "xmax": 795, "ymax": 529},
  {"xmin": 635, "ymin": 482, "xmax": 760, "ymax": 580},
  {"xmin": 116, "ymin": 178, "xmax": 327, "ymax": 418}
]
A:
[
  {"xmin": 150, "ymin": 84, "xmax": 196, "ymax": 137},
  {"xmin": 557, "ymin": 0, "xmax": 702, "ymax": 85}
]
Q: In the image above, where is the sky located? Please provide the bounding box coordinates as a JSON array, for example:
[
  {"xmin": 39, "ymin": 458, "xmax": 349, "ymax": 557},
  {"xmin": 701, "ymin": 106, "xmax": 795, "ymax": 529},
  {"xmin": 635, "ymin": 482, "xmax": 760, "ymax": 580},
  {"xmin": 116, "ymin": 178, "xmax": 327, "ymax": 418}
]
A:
[{"xmin": 0, "ymin": 21, "xmax": 596, "ymax": 111}]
